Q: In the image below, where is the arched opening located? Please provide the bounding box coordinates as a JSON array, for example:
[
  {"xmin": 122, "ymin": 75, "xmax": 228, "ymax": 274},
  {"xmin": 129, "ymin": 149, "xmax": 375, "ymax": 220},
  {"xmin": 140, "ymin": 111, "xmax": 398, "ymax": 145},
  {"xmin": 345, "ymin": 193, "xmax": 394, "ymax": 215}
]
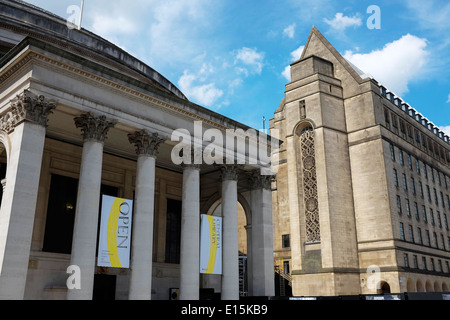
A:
[
  {"xmin": 202, "ymin": 196, "xmax": 250, "ymax": 297},
  {"xmin": 416, "ymin": 279, "xmax": 424, "ymax": 292},
  {"xmin": 442, "ymin": 282, "xmax": 449, "ymax": 292},
  {"xmin": 425, "ymin": 280, "xmax": 433, "ymax": 292},
  {"xmin": 377, "ymin": 281, "xmax": 391, "ymax": 294},
  {"xmin": 434, "ymin": 281, "xmax": 441, "ymax": 292},
  {"xmin": 406, "ymin": 278, "xmax": 415, "ymax": 292}
]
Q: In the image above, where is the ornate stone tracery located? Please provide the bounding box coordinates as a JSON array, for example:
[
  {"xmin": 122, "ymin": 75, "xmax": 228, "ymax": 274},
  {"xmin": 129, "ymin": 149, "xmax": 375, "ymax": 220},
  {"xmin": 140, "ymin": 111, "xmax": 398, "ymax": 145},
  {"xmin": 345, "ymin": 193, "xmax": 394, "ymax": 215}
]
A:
[
  {"xmin": 0, "ymin": 89, "xmax": 56, "ymax": 133},
  {"xmin": 300, "ymin": 126, "xmax": 320, "ymax": 242},
  {"xmin": 128, "ymin": 129, "xmax": 165, "ymax": 157}
]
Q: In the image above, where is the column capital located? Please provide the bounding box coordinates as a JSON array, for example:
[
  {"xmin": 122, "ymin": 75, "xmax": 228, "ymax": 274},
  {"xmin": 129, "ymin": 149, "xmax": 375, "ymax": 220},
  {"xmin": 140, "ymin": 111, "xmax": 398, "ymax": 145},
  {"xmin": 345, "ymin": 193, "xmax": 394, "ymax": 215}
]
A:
[
  {"xmin": 128, "ymin": 129, "xmax": 165, "ymax": 157},
  {"xmin": 219, "ymin": 164, "xmax": 243, "ymax": 181},
  {"xmin": 249, "ymin": 170, "xmax": 274, "ymax": 190},
  {"xmin": 74, "ymin": 112, "xmax": 116, "ymax": 142},
  {"xmin": 0, "ymin": 90, "xmax": 56, "ymax": 133}
]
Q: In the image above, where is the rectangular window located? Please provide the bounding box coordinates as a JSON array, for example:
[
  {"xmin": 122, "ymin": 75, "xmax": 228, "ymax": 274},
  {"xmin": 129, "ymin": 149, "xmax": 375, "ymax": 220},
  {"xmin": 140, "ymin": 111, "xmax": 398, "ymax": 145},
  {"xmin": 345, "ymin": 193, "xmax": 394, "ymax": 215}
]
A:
[
  {"xmin": 437, "ymin": 211, "xmax": 442, "ymax": 228},
  {"xmin": 419, "ymin": 181, "xmax": 424, "ymax": 198},
  {"xmin": 404, "ymin": 254, "xmax": 409, "ymax": 268},
  {"xmin": 441, "ymin": 234, "xmax": 446, "ymax": 251},
  {"xmin": 422, "ymin": 206, "xmax": 428, "ymax": 223},
  {"xmin": 406, "ymin": 199, "xmax": 411, "ymax": 217},
  {"xmin": 409, "ymin": 225, "xmax": 414, "ymax": 243},
  {"xmin": 407, "ymin": 154, "xmax": 412, "ymax": 170},
  {"xmin": 400, "ymin": 222, "xmax": 405, "ymax": 241},
  {"xmin": 399, "ymin": 150, "xmax": 404, "ymax": 165},
  {"xmin": 411, "ymin": 178, "xmax": 416, "ymax": 195},
  {"xmin": 430, "ymin": 258, "xmax": 435, "ymax": 271},
  {"xmin": 424, "ymin": 163, "xmax": 428, "ymax": 179},
  {"xmin": 434, "ymin": 188, "xmax": 438, "ymax": 205},
  {"xmin": 433, "ymin": 232, "xmax": 438, "ymax": 248},
  {"xmin": 414, "ymin": 202, "xmax": 419, "ymax": 221},
  {"xmin": 397, "ymin": 196, "xmax": 402, "ymax": 214},
  {"xmin": 416, "ymin": 159, "xmax": 421, "ymax": 174},
  {"xmin": 417, "ymin": 227, "xmax": 423, "ymax": 245},
  {"xmin": 425, "ymin": 230, "xmax": 431, "ymax": 246},
  {"xmin": 282, "ymin": 234, "xmax": 290, "ymax": 248},
  {"xmin": 422, "ymin": 256, "xmax": 427, "ymax": 270},
  {"xmin": 393, "ymin": 169, "xmax": 398, "ymax": 187},
  {"xmin": 430, "ymin": 208, "xmax": 435, "ymax": 226},
  {"xmin": 165, "ymin": 199, "xmax": 182, "ymax": 264},
  {"xmin": 427, "ymin": 185, "xmax": 431, "ymax": 202},
  {"xmin": 390, "ymin": 143, "xmax": 395, "ymax": 161},
  {"xmin": 413, "ymin": 255, "xmax": 419, "ymax": 269},
  {"xmin": 447, "ymin": 194, "xmax": 450, "ymax": 210},
  {"xmin": 403, "ymin": 173, "xmax": 408, "ymax": 191},
  {"xmin": 444, "ymin": 213, "xmax": 448, "ymax": 231}
]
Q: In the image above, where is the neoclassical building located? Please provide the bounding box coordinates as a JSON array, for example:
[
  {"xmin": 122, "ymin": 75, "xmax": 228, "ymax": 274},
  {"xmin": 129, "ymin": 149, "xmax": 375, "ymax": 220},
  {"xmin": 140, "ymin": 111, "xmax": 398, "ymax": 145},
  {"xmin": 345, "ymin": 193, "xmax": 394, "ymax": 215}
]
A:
[
  {"xmin": 0, "ymin": 1, "xmax": 276, "ymax": 300},
  {"xmin": 271, "ymin": 27, "xmax": 450, "ymax": 297}
]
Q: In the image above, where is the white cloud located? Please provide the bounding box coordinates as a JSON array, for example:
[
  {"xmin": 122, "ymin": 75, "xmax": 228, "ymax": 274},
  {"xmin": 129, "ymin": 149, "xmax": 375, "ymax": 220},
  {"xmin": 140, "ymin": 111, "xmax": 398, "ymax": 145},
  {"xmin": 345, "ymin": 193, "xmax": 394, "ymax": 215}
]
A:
[
  {"xmin": 324, "ymin": 12, "xmax": 362, "ymax": 31},
  {"xmin": 178, "ymin": 70, "xmax": 223, "ymax": 107},
  {"xmin": 283, "ymin": 23, "xmax": 296, "ymax": 39},
  {"xmin": 235, "ymin": 47, "xmax": 265, "ymax": 75},
  {"xmin": 282, "ymin": 45, "xmax": 305, "ymax": 81},
  {"xmin": 343, "ymin": 34, "xmax": 429, "ymax": 96},
  {"xmin": 440, "ymin": 126, "xmax": 450, "ymax": 136},
  {"xmin": 447, "ymin": 94, "xmax": 450, "ymax": 103}
]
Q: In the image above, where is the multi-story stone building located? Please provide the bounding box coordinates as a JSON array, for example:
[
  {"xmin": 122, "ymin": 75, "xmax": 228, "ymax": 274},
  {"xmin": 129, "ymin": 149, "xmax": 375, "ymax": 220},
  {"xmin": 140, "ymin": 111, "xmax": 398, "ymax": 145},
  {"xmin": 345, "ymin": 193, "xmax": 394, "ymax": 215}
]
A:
[
  {"xmin": 0, "ymin": 1, "xmax": 277, "ymax": 300},
  {"xmin": 271, "ymin": 26, "xmax": 450, "ymax": 297}
]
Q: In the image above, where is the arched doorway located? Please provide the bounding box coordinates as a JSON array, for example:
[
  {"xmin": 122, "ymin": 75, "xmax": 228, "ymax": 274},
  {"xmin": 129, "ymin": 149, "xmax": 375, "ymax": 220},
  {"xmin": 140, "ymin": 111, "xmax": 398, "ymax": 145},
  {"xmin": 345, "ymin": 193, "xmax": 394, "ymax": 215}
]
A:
[
  {"xmin": 377, "ymin": 281, "xmax": 391, "ymax": 294},
  {"xmin": 202, "ymin": 195, "xmax": 251, "ymax": 297},
  {"xmin": 425, "ymin": 280, "xmax": 433, "ymax": 292}
]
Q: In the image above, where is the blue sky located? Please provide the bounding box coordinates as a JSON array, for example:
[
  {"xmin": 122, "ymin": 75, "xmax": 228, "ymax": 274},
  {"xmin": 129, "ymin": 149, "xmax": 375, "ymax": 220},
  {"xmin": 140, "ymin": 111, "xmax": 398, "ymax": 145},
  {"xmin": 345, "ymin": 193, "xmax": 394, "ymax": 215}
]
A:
[{"xmin": 24, "ymin": 0, "xmax": 450, "ymax": 134}]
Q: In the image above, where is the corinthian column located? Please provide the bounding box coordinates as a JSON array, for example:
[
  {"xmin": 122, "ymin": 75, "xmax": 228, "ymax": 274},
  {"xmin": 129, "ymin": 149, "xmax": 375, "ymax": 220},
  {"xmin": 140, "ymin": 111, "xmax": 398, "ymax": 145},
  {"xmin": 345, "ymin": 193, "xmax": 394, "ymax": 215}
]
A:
[
  {"xmin": 128, "ymin": 130, "xmax": 164, "ymax": 300},
  {"xmin": 67, "ymin": 112, "xmax": 115, "ymax": 300},
  {"xmin": 220, "ymin": 165, "xmax": 240, "ymax": 300},
  {"xmin": 0, "ymin": 90, "xmax": 56, "ymax": 299}
]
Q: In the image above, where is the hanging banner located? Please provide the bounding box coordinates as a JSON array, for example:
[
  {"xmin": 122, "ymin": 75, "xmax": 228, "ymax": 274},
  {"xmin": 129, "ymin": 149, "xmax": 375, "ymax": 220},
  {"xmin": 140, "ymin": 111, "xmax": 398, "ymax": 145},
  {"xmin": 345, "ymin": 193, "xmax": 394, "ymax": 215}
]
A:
[
  {"xmin": 200, "ymin": 214, "xmax": 222, "ymax": 275},
  {"xmin": 97, "ymin": 195, "xmax": 133, "ymax": 268}
]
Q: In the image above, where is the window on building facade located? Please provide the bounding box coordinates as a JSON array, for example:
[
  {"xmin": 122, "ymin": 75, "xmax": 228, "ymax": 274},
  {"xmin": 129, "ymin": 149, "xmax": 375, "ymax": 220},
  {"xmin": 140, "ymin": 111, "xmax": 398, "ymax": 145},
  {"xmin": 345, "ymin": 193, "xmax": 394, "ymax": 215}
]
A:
[
  {"xmin": 408, "ymin": 225, "xmax": 414, "ymax": 243},
  {"xmin": 393, "ymin": 169, "xmax": 398, "ymax": 187},
  {"xmin": 422, "ymin": 205, "xmax": 427, "ymax": 223},
  {"xmin": 397, "ymin": 196, "xmax": 402, "ymax": 214},
  {"xmin": 430, "ymin": 208, "xmax": 435, "ymax": 225},
  {"xmin": 400, "ymin": 222, "xmax": 405, "ymax": 241},
  {"xmin": 425, "ymin": 230, "xmax": 431, "ymax": 246},
  {"xmin": 299, "ymin": 126, "xmax": 320, "ymax": 243},
  {"xmin": 282, "ymin": 234, "xmax": 290, "ymax": 248},
  {"xmin": 165, "ymin": 199, "xmax": 182, "ymax": 264},
  {"xmin": 422, "ymin": 256, "xmax": 427, "ymax": 270},
  {"xmin": 407, "ymin": 154, "xmax": 412, "ymax": 170},
  {"xmin": 404, "ymin": 254, "xmax": 409, "ymax": 268},
  {"xmin": 413, "ymin": 255, "xmax": 419, "ymax": 269},
  {"xmin": 417, "ymin": 227, "xmax": 423, "ymax": 245},
  {"xmin": 414, "ymin": 202, "xmax": 419, "ymax": 221},
  {"xmin": 390, "ymin": 143, "xmax": 395, "ymax": 161},
  {"xmin": 406, "ymin": 199, "xmax": 411, "ymax": 217}
]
